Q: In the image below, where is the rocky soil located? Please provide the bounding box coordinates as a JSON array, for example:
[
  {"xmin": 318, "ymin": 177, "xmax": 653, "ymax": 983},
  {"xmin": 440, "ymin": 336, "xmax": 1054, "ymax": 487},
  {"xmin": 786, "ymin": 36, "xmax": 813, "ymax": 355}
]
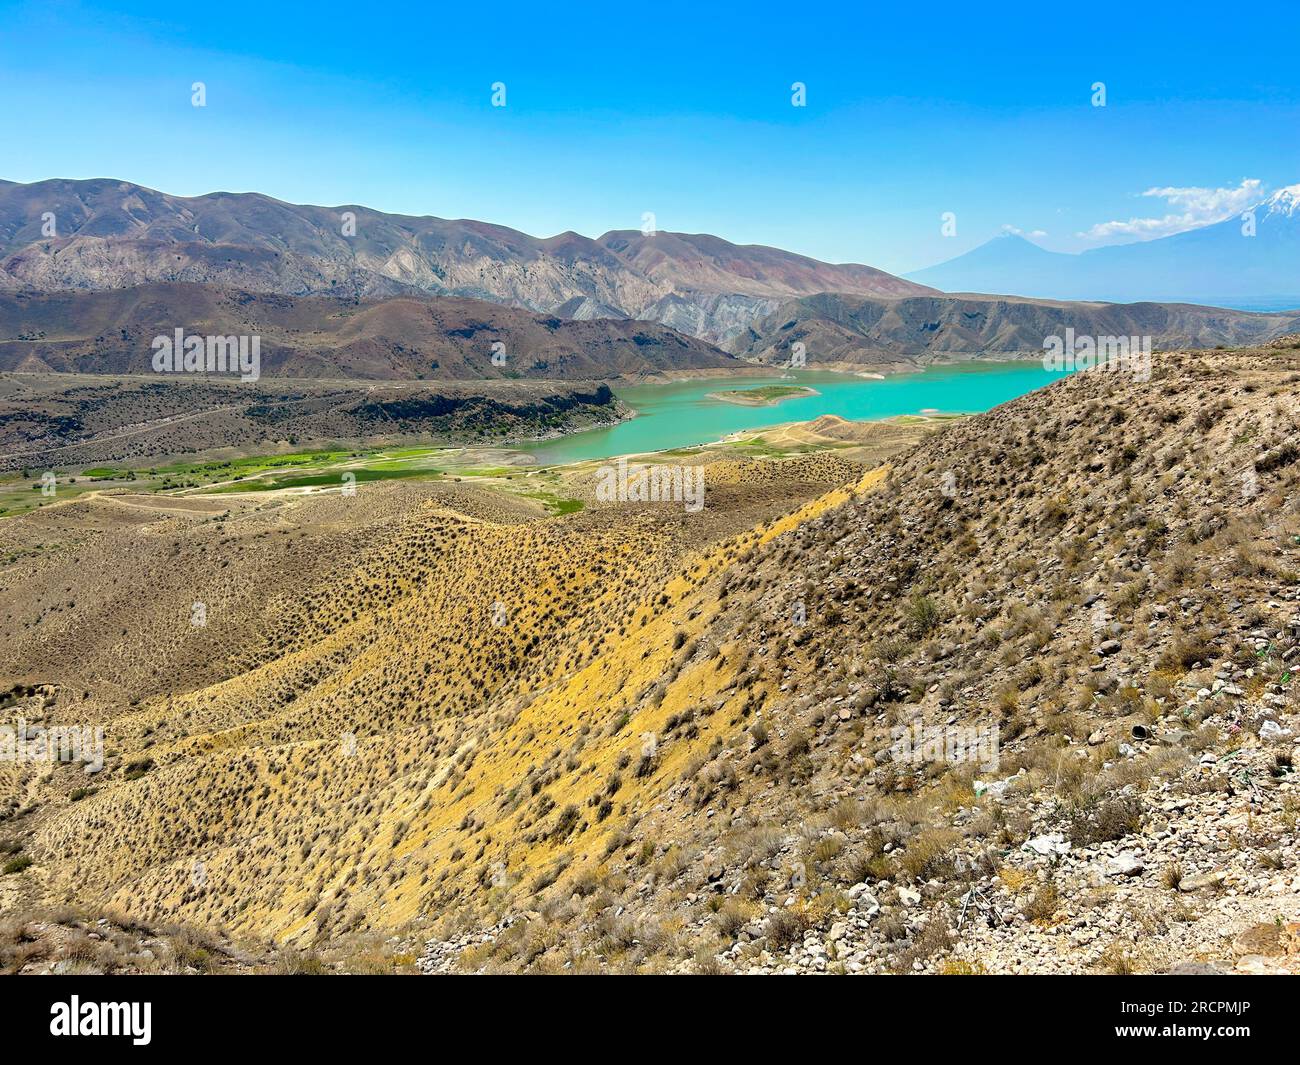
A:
[{"xmin": 414, "ymin": 347, "xmax": 1300, "ymax": 974}]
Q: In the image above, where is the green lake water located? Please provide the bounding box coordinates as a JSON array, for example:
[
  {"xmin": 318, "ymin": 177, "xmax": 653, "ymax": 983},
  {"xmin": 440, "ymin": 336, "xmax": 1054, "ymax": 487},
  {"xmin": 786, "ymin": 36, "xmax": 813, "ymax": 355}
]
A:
[{"xmin": 525, "ymin": 361, "xmax": 1066, "ymax": 465}]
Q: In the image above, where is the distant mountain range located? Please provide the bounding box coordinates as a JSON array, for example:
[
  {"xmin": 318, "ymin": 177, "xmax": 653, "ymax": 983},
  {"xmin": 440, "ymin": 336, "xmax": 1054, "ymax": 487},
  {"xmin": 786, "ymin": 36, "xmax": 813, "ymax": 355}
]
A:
[
  {"xmin": 0, "ymin": 178, "xmax": 929, "ymax": 345},
  {"xmin": 1, "ymin": 177, "xmax": 1297, "ymax": 380},
  {"xmin": 907, "ymin": 186, "xmax": 1300, "ymax": 309}
]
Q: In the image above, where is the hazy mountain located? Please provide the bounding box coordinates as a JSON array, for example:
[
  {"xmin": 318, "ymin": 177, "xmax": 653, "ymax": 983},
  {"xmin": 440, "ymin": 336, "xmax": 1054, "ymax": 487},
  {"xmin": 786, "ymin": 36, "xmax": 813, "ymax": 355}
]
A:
[
  {"xmin": 906, "ymin": 234, "xmax": 1069, "ymax": 297},
  {"xmin": 729, "ymin": 291, "xmax": 1300, "ymax": 370},
  {"xmin": 0, "ymin": 178, "xmax": 933, "ymax": 343},
  {"xmin": 0, "ymin": 282, "xmax": 739, "ymax": 379},
  {"xmin": 907, "ymin": 186, "xmax": 1300, "ymax": 308}
]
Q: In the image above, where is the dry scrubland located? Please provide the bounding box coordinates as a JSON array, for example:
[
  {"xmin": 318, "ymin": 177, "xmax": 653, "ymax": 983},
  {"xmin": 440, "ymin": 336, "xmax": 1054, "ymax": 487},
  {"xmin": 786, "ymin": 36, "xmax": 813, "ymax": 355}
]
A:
[
  {"xmin": 3, "ymin": 346, "xmax": 1300, "ymax": 975},
  {"xmin": 0, "ymin": 437, "xmax": 887, "ymax": 971}
]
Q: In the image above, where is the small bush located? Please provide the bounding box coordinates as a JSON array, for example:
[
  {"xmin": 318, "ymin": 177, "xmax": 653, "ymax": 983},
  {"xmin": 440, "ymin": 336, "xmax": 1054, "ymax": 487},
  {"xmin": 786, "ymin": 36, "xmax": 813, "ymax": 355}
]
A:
[
  {"xmin": 905, "ymin": 594, "xmax": 943, "ymax": 637},
  {"xmin": 274, "ymin": 949, "xmax": 330, "ymax": 975},
  {"xmin": 714, "ymin": 899, "xmax": 752, "ymax": 939},
  {"xmin": 765, "ymin": 909, "xmax": 806, "ymax": 950},
  {"xmin": 1022, "ymin": 879, "xmax": 1059, "ymax": 922},
  {"xmin": 1065, "ymin": 795, "xmax": 1143, "ymax": 846}
]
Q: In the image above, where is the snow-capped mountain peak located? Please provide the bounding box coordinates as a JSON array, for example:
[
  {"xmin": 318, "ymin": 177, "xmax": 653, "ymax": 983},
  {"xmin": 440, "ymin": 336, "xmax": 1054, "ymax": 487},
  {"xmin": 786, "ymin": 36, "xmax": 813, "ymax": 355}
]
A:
[{"xmin": 1262, "ymin": 183, "xmax": 1300, "ymax": 217}]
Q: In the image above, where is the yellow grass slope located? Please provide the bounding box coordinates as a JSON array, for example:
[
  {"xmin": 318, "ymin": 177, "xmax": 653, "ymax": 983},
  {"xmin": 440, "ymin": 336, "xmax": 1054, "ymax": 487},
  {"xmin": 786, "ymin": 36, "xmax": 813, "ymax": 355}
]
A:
[{"xmin": 27, "ymin": 456, "xmax": 887, "ymax": 941}]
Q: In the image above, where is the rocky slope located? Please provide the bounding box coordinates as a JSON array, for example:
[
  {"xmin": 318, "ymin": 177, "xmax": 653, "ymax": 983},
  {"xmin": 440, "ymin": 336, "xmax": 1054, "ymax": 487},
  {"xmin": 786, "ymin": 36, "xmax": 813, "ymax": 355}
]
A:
[
  {"xmin": 0, "ymin": 283, "xmax": 738, "ymax": 380},
  {"xmin": 411, "ymin": 345, "xmax": 1300, "ymax": 974},
  {"xmin": 729, "ymin": 292, "xmax": 1300, "ymax": 370},
  {"xmin": 3, "ymin": 345, "xmax": 1299, "ymax": 975}
]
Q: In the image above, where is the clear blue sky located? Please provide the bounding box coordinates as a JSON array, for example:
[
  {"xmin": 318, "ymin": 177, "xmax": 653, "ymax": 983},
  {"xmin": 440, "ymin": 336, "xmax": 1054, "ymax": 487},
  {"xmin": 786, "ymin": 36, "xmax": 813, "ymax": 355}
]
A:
[{"xmin": 3, "ymin": 0, "xmax": 1297, "ymax": 274}]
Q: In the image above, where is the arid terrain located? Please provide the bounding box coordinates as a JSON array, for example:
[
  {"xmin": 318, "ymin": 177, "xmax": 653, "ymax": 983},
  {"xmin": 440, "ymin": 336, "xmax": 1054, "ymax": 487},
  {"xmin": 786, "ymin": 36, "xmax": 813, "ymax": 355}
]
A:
[
  {"xmin": 0, "ymin": 284, "xmax": 739, "ymax": 379},
  {"xmin": 730, "ymin": 292, "xmax": 1300, "ymax": 371},
  {"xmin": 2, "ymin": 342, "xmax": 1299, "ymax": 975},
  {"xmin": 0, "ymin": 374, "xmax": 632, "ymax": 477}
]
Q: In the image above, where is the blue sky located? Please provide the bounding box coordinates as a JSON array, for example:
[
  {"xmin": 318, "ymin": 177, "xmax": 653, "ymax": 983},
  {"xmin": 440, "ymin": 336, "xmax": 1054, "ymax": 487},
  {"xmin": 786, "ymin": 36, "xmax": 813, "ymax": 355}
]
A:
[{"xmin": 2, "ymin": 0, "xmax": 1297, "ymax": 274}]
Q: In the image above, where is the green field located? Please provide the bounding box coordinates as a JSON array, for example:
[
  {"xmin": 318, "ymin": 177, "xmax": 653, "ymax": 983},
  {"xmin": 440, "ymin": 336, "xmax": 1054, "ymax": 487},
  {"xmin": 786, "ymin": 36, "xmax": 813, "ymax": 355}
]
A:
[
  {"xmin": 204, "ymin": 466, "xmax": 440, "ymax": 493},
  {"xmin": 0, "ymin": 442, "xmax": 589, "ymax": 519}
]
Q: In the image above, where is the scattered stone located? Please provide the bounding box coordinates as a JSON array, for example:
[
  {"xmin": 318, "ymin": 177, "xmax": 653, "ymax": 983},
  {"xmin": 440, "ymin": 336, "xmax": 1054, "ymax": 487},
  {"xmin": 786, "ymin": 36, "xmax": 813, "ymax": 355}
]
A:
[
  {"xmin": 1024, "ymin": 833, "xmax": 1070, "ymax": 857},
  {"xmin": 1107, "ymin": 852, "xmax": 1144, "ymax": 877},
  {"xmin": 1178, "ymin": 871, "xmax": 1227, "ymax": 892}
]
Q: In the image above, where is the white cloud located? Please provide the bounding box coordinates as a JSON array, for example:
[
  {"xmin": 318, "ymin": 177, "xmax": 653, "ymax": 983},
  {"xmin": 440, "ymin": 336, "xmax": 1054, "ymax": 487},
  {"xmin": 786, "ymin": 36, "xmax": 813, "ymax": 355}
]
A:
[
  {"xmin": 1078, "ymin": 179, "xmax": 1265, "ymax": 242},
  {"xmin": 1000, "ymin": 224, "xmax": 1048, "ymax": 239}
]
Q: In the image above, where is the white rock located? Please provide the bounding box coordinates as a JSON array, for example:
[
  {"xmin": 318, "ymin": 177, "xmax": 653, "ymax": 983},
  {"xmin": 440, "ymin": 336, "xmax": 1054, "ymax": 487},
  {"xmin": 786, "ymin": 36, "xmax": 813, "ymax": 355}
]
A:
[
  {"xmin": 1107, "ymin": 852, "xmax": 1144, "ymax": 877},
  {"xmin": 1024, "ymin": 833, "xmax": 1070, "ymax": 857}
]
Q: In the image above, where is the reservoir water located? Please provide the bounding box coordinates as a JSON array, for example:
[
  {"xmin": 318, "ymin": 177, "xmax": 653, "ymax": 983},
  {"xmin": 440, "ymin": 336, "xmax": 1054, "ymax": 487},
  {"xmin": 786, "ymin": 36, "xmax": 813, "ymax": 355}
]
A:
[{"xmin": 525, "ymin": 361, "xmax": 1065, "ymax": 464}]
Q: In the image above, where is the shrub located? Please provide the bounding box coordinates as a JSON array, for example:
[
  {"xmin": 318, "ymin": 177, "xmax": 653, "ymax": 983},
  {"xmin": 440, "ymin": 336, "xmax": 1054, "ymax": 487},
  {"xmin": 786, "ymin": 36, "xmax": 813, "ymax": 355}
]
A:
[
  {"xmin": 905, "ymin": 594, "xmax": 943, "ymax": 637},
  {"xmin": 765, "ymin": 908, "xmax": 805, "ymax": 950},
  {"xmin": 1022, "ymin": 879, "xmax": 1059, "ymax": 922},
  {"xmin": 274, "ymin": 949, "xmax": 330, "ymax": 975},
  {"xmin": 714, "ymin": 899, "xmax": 752, "ymax": 939},
  {"xmin": 1157, "ymin": 632, "xmax": 1216, "ymax": 671},
  {"xmin": 898, "ymin": 828, "xmax": 959, "ymax": 881},
  {"xmin": 1065, "ymin": 795, "xmax": 1143, "ymax": 846}
]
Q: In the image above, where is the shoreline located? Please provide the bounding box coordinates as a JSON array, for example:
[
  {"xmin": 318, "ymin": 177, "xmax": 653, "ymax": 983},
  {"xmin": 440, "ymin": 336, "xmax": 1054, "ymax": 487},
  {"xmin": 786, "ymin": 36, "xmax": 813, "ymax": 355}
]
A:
[
  {"xmin": 520, "ymin": 359, "xmax": 1043, "ymax": 463},
  {"xmin": 2, "ymin": 357, "xmax": 1046, "ymax": 482},
  {"xmin": 542, "ymin": 411, "xmax": 965, "ymax": 470}
]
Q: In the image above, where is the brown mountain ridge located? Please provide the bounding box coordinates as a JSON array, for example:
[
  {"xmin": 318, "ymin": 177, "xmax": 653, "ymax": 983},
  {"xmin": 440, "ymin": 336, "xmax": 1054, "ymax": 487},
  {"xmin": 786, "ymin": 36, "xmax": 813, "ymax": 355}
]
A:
[
  {"xmin": 0, "ymin": 283, "xmax": 739, "ymax": 380},
  {"xmin": 0, "ymin": 178, "xmax": 932, "ymax": 344},
  {"xmin": 729, "ymin": 292, "xmax": 1300, "ymax": 371}
]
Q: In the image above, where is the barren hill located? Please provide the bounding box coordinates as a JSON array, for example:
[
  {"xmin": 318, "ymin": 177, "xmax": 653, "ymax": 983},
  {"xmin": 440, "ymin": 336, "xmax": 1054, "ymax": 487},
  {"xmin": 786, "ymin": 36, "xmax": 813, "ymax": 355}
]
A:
[
  {"xmin": 3, "ymin": 346, "xmax": 1300, "ymax": 975},
  {"xmin": 0, "ymin": 178, "xmax": 932, "ymax": 343},
  {"xmin": 0, "ymin": 374, "xmax": 630, "ymax": 471},
  {"xmin": 729, "ymin": 292, "xmax": 1300, "ymax": 371},
  {"xmin": 0, "ymin": 283, "xmax": 738, "ymax": 380}
]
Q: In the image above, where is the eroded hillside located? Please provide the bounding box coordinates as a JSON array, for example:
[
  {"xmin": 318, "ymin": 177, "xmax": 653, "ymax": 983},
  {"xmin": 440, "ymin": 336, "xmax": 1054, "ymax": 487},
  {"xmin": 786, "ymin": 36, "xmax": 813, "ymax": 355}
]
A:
[
  {"xmin": 3, "ymin": 349, "xmax": 1300, "ymax": 975},
  {"xmin": 729, "ymin": 292, "xmax": 1300, "ymax": 370},
  {"xmin": 424, "ymin": 346, "xmax": 1300, "ymax": 973},
  {"xmin": 0, "ymin": 284, "xmax": 738, "ymax": 380},
  {"xmin": 0, "ymin": 179, "xmax": 930, "ymax": 344},
  {"xmin": 0, "ymin": 443, "xmax": 892, "ymax": 966}
]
